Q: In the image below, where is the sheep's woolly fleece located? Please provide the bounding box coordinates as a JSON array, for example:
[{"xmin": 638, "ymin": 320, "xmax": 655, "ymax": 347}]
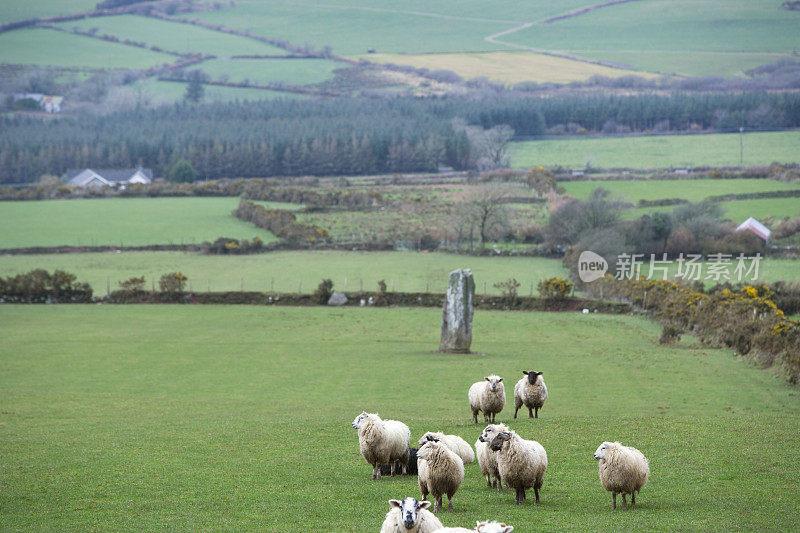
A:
[{"xmin": 418, "ymin": 431, "xmax": 475, "ymax": 464}]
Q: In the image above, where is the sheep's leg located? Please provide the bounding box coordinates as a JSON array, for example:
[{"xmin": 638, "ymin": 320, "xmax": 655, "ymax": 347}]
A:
[
  {"xmin": 535, "ymin": 407, "xmax": 539, "ymax": 418},
  {"xmin": 528, "ymin": 407, "xmax": 534, "ymax": 418},
  {"xmin": 434, "ymin": 496, "xmax": 442, "ymax": 513},
  {"xmin": 515, "ymin": 488, "xmax": 524, "ymax": 505},
  {"xmin": 496, "ymin": 477, "xmax": 503, "ymax": 492},
  {"xmin": 447, "ymin": 494, "xmax": 454, "ymax": 512},
  {"xmin": 487, "ymin": 475, "xmax": 493, "ymax": 487},
  {"xmin": 631, "ymin": 491, "xmax": 636, "ymax": 506},
  {"xmin": 372, "ymin": 465, "xmax": 380, "ymax": 481},
  {"xmin": 514, "ymin": 406, "xmax": 519, "ymax": 418},
  {"xmin": 621, "ymin": 493, "xmax": 627, "ymax": 510},
  {"xmin": 612, "ymin": 492, "xmax": 617, "ymax": 510},
  {"xmin": 472, "ymin": 409, "xmax": 479, "ymax": 424}
]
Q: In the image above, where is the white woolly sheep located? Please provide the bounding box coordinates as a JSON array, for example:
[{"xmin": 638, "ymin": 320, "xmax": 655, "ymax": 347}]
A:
[
  {"xmin": 433, "ymin": 521, "xmax": 513, "ymax": 533},
  {"xmin": 418, "ymin": 432, "xmax": 475, "ymax": 464},
  {"xmin": 468, "ymin": 375, "xmax": 506, "ymax": 424},
  {"xmin": 513, "ymin": 371, "xmax": 547, "ymax": 419},
  {"xmin": 476, "ymin": 423, "xmax": 509, "ymax": 491},
  {"xmin": 380, "ymin": 497, "xmax": 443, "ymax": 533},
  {"xmin": 351, "ymin": 411, "xmax": 411, "ymax": 480},
  {"xmin": 488, "ymin": 430, "xmax": 547, "ymax": 505},
  {"xmin": 594, "ymin": 441, "xmax": 649, "ymax": 510},
  {"xmin": 417, "ymin": 437, "xmax": 465, "ymax": 513}
]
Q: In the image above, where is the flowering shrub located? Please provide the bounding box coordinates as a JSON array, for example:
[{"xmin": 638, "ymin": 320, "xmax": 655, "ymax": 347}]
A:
[
  {"xmin": 159, "ymin": 272, "xmax": 187, "ymax": 294},
  {"xmin": 537, "ymin": 277, "xmax": 573, "ymax": 300}
]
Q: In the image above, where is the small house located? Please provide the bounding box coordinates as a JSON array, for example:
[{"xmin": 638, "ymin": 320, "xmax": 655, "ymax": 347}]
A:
[
  {"xmin": 66, "ymin": 167, "xmax": 153, "ymax": 188},
  {"xmin": 735, "ymin": 216, "xmax": 771, "ymax": 242}
]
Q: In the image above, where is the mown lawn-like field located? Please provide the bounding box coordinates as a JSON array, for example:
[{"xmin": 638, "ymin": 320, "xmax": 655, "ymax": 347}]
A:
[
  {"xmin": 0, "ymin": 198, "xmax": 302, "ymax": 248},
  {"xmin": 199, "ymin": 58, "xmax": 340, "ymax": 86},
  {"xmin": 132, "ymin": 79, "xmax": 306, "ymax": 105},
  {"xmin": 510, "ymin": 131, "xmax": 800, "ymax": 170},
  {"xmin": 2, "ymin": 306, "xmax": 800, "ymax": 530},
  {"xmin": 0, "ymin": 0, "xmax": 96, "ymax": 24},
  {"xmin": 0, "ymin": 251, "xmax": 568, "ymax": 295}
]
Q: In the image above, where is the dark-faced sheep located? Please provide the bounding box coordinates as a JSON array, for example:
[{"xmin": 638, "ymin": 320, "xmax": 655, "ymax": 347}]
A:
[
  {"xmin": 513, "ymin": 371, "xmax": 547, "ymax": 419},
  {"xmin": 476, "ymin": 423, "xmax": 509, "ymax": 491},
  {"xmin": 489, "ymin": 430, "xmax": 547, "ymax": 505}
]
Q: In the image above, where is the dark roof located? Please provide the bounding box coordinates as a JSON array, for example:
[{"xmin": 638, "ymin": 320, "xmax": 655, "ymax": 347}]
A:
[{"xmin": 66, "ymin": 168, "xmax": 153, "ymax": 181}]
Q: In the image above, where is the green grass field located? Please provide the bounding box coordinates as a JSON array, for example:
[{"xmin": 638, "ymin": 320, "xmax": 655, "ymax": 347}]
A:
[
  {"xmin": 503, "ymin": 0, "xmax": 800, "ymax": 76},
  {"xmin": 0, "ymin": 28, "xmax": 175, "ymax": 69},
  {"xmin": 0, "ymin": 0, "xmax": 96, "ymax": 24},
  {"xmin": 0, "ymin": 198, "xmax": 303, "ymax": 248},
  {"xmin": 56, "ymin": 15, "xmax": 288, "ymax": 56},
  {"xmin": 562, "ymin": 178, "xmax": 800, "ymax": 204},
  {"xmin": 132, "ymin": 79, "xmax": 307, "ymax": 105},
  {"xmin": 0, "ymin": 251, "xmax": 568, "ymax": 295},
  {"xmin": 510, "ymin": 131, "xmax": 800, "ymax": 169},
  {"xmin": 2, "ymin": 306, "xmax": 800, "ymax": 530},
  {"xmin": 199, "ymin": 58, "xmax": 340, "ymax": 86}
]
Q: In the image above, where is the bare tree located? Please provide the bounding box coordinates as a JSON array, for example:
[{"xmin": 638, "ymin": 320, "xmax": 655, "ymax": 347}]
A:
[
  {"xmin": 458, "ymin": 183, "xmax": 513, "ymax": 249},
  {"xmin": 452, "ymin": 119, "xmax": 514, "ymax": 170}
]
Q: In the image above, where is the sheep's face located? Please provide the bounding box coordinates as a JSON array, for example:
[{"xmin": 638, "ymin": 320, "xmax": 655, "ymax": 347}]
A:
[
  {"xmin": 417, "ymin": 432, "xmax": 438, "ymax": 448},
  {"xmin": 389, "ymin": 498, "xmax": 430, "ymax": 530},
  {"xmin": 477, "ymin": 521, "xmax": 514, "ymax": 533},
  {"xmin": 489, "ymin": 432, "xmax": 511, "ymax": 452},
  {"xmin": 351, "ymin": 411, "xmax": 369, "ymax": 429},
  {"xmin": 523, "ymin": 370, "xmax": 542, "ymax": 385},
  {"xmin": 594, "ymin": 442, "xmax": 613, "ymax": 461},
  {"xmin": 484, "ymin": 375, "xmax": 503, "ymax": 392},
  {"xmin": 478, "ymin": 424, "xmax": 505, "ymax": 443}
]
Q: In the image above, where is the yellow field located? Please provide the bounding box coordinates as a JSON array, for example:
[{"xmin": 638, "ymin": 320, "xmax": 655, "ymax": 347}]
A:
[{"xmin": 358, "ymin": 51, "xmax": 659, "ymax": 84}]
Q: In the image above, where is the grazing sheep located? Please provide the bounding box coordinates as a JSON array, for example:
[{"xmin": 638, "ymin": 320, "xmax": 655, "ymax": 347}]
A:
[
  {"xmin": 434, "ymin": 521, "xmax": 513, "ymax": 533},
  {"xmin": 468, "ymin": 375, "xmax": 506, "ymax": 424},
  {"xmin": 380, "ymin": 497, "xmax": 443, "ymax": 533},
  {"xmin": 476, "ymin": 423, "xmax": 509, "ymax": 491},
  {"xmin": 351, "ymin": 411, "xmax": 410, "ymax": 480},
  {"xmin": 488, "ymin": 430, "xmax": 547, "ymax": 505},
  {"xmin": 594, "ymin": 441, "xmax": 649, "ymax": 510},
  {"xmin": 417, "ymin": 437, "xmax": 465, "ymax": 513},
  {"xmin": 513, "ymin": 371, "xmax": 547, "ymax": 419},
  {"xmin": 418, "ymin": 432, "xmax": 475, "ymax": 464},
  {"xmin": 381, "ymin": 447, "xmax": 419, "ymax": 477}
]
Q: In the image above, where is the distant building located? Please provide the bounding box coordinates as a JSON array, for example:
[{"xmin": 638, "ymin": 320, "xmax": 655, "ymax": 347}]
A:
[
  {"xmin": 66, "ymin": 168, "xmax": 153, "ymax": 189},
  {"xmin": 12, "ymin": 93, "xmax": 63, "ymax": 113},
  {"xmin": 735, "ymin": 216, "xmax": 771, "ymax": 242}
]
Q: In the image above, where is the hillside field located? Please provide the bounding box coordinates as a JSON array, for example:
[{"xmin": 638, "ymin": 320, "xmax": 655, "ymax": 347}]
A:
[
  {"xmin": 2, "ymin": 306, "xmax": 800, "ymax": 530},
  {"xmin": 0, "ymin": 198, "xmax": 304, "ymax": 249},
  {"xmin": 0, "ymin": 251, "xmax": 568, "ymax": 295},
  {"xmin": 510, "ymin": 131, "xmax": 800, "ymax": 170}
]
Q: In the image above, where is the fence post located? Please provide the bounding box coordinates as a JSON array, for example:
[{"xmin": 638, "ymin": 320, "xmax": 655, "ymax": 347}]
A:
[
  {"xmin": 529, "ymin": 281, "xmax": 533, "ymax": 296},
  {"xmin": 483, "ymin": 281, "xmax": 486, "ymax": 295},
  {"xmin": 359, "ymin": 278, "xmax": 363, "ymax": 292},
  {"xmin": 207, "ymin": 279, "xmax": 210, "ymax": 293},
  {"xmin": 391, "ymin": 280, "xmax": 394, "ymax": 291},
  {"xmin": 344, "ymin": 277, "xmax": 348, "ymax": 291},
  {"xmin": 241, "ymin": 278, "xmax": 244, "ymax": 292},
  {"xmin": 643, "ymin": 290, "xmax": 648, "ymax": 309},
  {"xmin": 106, "ymin": 276, "xmax": 110, "ymax": 297},
  {"xmin": 298, "ymin": 280, "xmax": 302, "ymax": 293},
  {"xmin": 271, "ymin": 278, "xmax": 274, "ymax": 292},
  {"xmin": 426, "ymin": 280, "xmax": 429, "ymax": 293}
]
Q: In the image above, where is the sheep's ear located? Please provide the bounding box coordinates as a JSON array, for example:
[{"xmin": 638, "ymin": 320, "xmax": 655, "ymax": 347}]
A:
[
  {"xmin": 484, "ymin": 376, "xmax": 490, "ymax": 381},
  {"xmin": 523, "ymin": 371, "xmax": 529, "ymax": 375},
  {"xmin": 498, "ymin": 378, "xmax": 503, "ymax": 382},
  {"xmin": 476, "ymin": 520, "xmax": 483, "ymax": 529},
  {"xmin": 389, "ymin": 500, "xmax": 402, "ymax": 509},
  {"xmin": 418, "ymin": 501, "xmax": 431, "ymax": 510},
  {"xmin": 502, "ymin": 526, "xmax": 514, "ymax": 533}
]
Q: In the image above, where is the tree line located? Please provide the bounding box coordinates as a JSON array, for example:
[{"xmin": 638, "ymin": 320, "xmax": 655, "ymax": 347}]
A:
[{"xmin": 2, "ymin": 91, "xmax": 799, "ymax": 183}]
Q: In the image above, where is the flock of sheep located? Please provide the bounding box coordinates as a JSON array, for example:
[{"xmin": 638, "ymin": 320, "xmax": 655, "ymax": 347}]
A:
[{"xmin": 353, "ymin": 371, "xmax": 650, "ymax": 532}]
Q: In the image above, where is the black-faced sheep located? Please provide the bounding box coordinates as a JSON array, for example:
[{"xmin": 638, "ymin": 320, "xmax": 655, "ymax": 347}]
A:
[
  {"xmin": 418, "ymin": 432, "xmax": 474, "ymax": 464},
  {"xmin": 352, "ymin": 411, "xmax": 411, "ymax": 480},
  {"xmin": 513, "ymin": 371, "xmax": 547, "ymax": 419},
  {"xmin": 380, "ymin": 497, "xmax": 443, "ymax": 533},
  {"xmin": 594, "ymin": 441, "xmax": 649, "ymax": 510},
  {"xmin": 476, "ymin": 423, "xmax": 509, "ymax": 491},
  {"xmin": 381, "ymin": 447, "xmax": 419, "ymax": 477},
  {"xmin": 489, "ymin": 430, "xmax": 547, "ymax": 505},
  {"xmin": 417, "ymin": 437, "xmax": 465, "ymax": 513},
  {"xmin": 468, "ymin": 375, "xmax": 505, "ymax": 424}
]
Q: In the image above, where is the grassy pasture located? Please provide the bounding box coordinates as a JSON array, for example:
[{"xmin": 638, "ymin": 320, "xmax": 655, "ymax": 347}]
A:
[
  {"xmin": 0, "ymin": 198, "xmax": 302, "ymax": 248},
  {"xmin": 636, "ymin": 257, "xmax": 800, "ymax": 287},
  {"xmin": 562, "ymin": 178, "xmax": 800, "ymax": 204},
  {"xmin": 132, "ymin": 79, "xmax": 307, "ymax": 104},
  {"xmin": 504, "ymin": 0, "xmax": 800, "ymax": 76},
  {"xmin": 0, "ymin": 28, "xmax": 175, "ymax": 69},
  {"xmin": 0, "ymin": 251, "xmax": 568, "ymax": 295},
  {"xmin": 626, "ymin": 196, "xmax": 800, "ymax": 224},
  {"xmin": 199, "ymin": 57, "xmax": 340, "ymax": 86},
  {"xmin": 0, "ymin": 0, "xmax": 96, "ymax": 24},
  {"xmin": 510, "ymin": 131, "xmax": 800, "ymax": 170},
  {"xmin": 56, "ymin": 15, "xmax": 289, "ymax": 56},
  {"xmin": 2, "ymin": 306, "xmax": 800, "ymax": 530},
  {"xmin": 358, "ymin": 51, "xmax": 656, "ymax": 84}
]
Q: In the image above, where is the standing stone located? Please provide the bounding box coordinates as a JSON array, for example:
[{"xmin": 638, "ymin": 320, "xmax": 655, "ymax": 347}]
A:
[
  {"xmin": 327, "ymin": 291, "xmax": 348, "ymax": 306},
  {"xmin": 439, "ymin": 269, "xmax": 475, "ymax": 353}
]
